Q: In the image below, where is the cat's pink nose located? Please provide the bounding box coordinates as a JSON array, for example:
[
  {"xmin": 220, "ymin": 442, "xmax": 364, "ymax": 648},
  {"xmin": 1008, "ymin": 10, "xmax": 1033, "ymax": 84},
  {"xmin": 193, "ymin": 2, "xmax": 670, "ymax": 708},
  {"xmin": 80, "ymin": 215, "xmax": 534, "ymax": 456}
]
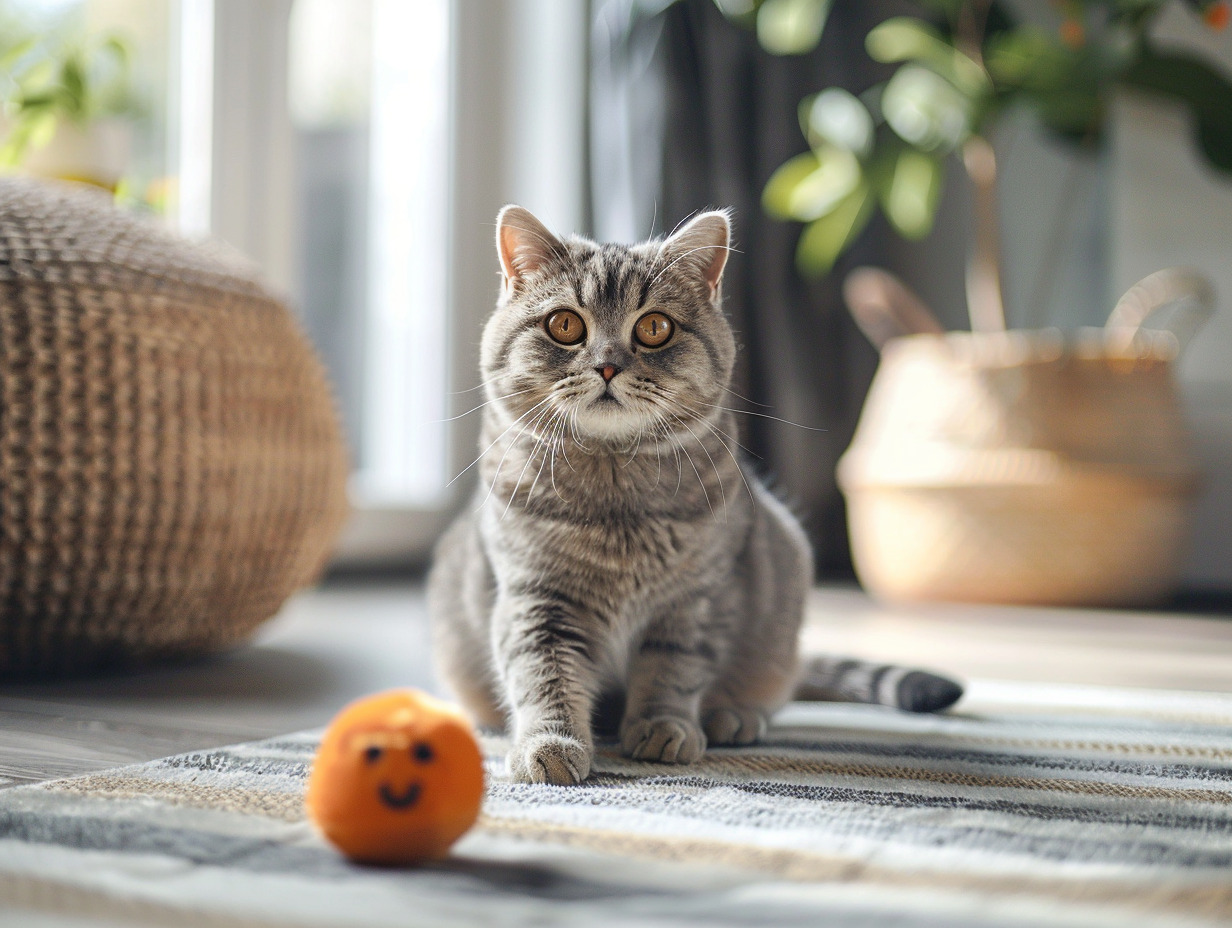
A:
[{"xmin": 598, "ymin": 364, "xmax": 621, "ymax": 382}]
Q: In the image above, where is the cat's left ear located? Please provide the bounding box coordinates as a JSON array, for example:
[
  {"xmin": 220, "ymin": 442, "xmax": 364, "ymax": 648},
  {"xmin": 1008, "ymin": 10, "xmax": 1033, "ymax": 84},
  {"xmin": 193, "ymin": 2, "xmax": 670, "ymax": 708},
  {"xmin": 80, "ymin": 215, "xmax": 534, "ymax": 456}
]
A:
[
  {"xmin": 496, "ymin": 205, "xmax": 564, "ymax": 294},
  {"xmin": 660, "ymin": 209, "xmax": 732, "ymax": 301}
]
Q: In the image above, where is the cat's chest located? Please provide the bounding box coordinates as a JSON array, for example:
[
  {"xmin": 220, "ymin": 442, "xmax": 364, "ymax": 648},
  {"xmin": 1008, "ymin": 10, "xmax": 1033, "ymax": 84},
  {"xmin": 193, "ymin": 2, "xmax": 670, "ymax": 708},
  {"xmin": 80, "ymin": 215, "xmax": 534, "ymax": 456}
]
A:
[
  {"xmin": 483, "ymin": 503, "xmax": 741, "ymax": 603},
  {"xmin": 478, "ymin": 437, "xmax": 749, "ymax": 602}
]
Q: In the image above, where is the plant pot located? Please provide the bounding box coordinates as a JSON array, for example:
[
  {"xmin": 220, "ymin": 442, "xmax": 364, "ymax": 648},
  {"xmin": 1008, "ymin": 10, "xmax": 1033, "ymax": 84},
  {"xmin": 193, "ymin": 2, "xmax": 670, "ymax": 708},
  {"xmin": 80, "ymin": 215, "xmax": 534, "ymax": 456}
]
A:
[
  {"xmin": 14, "ymin": 117, "xmax": 133, "ymax": 190},
  {"xmin": 837, "ymin": 268, "xmax": 1215, "ymax": 608}
]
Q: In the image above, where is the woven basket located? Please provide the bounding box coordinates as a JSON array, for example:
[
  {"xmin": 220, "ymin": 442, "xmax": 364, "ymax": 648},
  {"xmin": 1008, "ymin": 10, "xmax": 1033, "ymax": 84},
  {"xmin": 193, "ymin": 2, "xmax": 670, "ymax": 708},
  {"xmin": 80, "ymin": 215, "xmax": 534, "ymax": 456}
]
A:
[
  {"xmin": 838, "ymin": 268, "xmax": 1215, "ymax": 608},
  {"xmin": 0, "ymin": 178, "xmax": 350, "ymax": 677}
]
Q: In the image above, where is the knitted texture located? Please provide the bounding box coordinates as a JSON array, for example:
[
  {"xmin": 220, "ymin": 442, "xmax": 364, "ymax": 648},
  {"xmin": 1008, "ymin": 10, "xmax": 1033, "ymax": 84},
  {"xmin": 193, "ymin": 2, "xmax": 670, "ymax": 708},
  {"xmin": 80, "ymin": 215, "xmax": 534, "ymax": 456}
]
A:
[{"xmin": 0, "ymin": 178, "xmax": 350, "ymax": 677}]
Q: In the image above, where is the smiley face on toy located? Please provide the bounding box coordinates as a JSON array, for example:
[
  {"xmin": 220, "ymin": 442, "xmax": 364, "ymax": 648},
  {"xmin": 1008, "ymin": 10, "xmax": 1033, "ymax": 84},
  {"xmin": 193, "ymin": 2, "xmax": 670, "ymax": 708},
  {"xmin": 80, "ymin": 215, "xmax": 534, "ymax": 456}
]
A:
[{"xmin": 306, "ymin": 689, "xmax": 485, "ymax": 864}]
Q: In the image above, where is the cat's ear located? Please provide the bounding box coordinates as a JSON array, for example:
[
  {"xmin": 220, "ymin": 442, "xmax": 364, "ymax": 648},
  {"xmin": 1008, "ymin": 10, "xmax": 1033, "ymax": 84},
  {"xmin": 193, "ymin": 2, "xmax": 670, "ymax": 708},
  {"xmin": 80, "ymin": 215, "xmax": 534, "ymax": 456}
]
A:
[
  {"xmin": 496, "ymin": 205, "xmax": 563, "ymax": 294},
  {"xmin": 660, "ymin": 209, "xmax": 732, "ymax": 300}
]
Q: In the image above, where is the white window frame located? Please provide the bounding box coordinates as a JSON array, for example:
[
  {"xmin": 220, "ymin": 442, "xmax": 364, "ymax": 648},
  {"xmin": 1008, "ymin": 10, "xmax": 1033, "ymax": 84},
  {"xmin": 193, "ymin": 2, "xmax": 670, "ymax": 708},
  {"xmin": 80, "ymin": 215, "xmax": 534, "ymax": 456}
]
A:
[{"xmin": 175, "ymin": 0, "xmax": 589, "ymax": 566}]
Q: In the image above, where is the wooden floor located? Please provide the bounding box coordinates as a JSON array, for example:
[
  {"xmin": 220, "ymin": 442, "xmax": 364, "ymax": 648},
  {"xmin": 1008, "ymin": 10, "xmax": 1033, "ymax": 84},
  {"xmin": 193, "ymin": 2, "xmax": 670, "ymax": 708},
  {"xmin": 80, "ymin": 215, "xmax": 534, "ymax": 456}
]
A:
[
  {"xmin": 3, "ymin": 580, "xmax": 1231, "ymax": 789},
  {"xmin": 0, "ymin": 581, "xmax": 437, "ymax": 789}
]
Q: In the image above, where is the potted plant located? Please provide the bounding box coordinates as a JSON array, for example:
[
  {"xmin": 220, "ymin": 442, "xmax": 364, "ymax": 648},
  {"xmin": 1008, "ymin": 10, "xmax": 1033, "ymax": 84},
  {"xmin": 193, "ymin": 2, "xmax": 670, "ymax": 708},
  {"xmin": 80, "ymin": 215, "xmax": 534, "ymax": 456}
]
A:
[
  {"xmin": 0, "ymin": 26, "xmax": 137, "ymax": 191},
  {"xmin": 724, "ymin": 0, "xmax": 1232, "ymax": 606}
]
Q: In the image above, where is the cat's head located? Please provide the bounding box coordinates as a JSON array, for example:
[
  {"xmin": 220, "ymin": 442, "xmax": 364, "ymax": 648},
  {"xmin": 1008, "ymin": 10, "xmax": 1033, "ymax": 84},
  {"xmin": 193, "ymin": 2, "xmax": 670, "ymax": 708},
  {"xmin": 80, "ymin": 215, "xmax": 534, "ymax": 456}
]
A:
[{"xmin": 480, "ymin": 206, "xmax": 736, "ymax": 445}]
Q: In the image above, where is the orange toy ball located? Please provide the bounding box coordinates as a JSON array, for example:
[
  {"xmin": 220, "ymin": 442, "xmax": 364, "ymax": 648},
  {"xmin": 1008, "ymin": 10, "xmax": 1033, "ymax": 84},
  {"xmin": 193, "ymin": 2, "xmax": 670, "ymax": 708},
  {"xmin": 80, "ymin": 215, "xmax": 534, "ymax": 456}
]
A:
[{"xmin": 305, "ymin": 689, "xmax": 485, "ymax": 864}]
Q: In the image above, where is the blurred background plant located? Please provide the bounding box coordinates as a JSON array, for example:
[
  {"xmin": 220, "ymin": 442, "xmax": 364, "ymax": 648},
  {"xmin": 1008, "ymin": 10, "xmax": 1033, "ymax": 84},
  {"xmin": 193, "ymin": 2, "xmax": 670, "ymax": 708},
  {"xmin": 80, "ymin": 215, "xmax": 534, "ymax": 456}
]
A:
[
  {"xmin": 0, "ymin": 0, "xmax": 164, "ymax": 210},
  {"xmin": 0, "ymin": 31, "xmax": 132, "ymax": 166},
  {"xmin": 721, "ymin": 0, "xmax": 1232, "ymax": 331}
]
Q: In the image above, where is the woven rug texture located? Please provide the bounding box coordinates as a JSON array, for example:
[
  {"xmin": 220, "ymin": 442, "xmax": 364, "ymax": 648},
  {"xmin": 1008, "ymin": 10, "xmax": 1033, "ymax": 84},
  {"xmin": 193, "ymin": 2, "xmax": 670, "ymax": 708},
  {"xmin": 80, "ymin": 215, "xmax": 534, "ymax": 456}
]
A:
[{"xmin": 2, "ymin": 679, "xmax": 1231, "ymax": 927}]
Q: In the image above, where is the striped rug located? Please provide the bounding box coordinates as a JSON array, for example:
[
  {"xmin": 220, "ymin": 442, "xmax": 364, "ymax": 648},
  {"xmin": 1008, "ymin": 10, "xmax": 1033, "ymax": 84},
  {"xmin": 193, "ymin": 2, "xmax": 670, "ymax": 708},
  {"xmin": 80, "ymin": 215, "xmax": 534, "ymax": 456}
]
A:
[{"xmin": 2, "ymin": 679, "xmax": 1232, "ymax": 927}]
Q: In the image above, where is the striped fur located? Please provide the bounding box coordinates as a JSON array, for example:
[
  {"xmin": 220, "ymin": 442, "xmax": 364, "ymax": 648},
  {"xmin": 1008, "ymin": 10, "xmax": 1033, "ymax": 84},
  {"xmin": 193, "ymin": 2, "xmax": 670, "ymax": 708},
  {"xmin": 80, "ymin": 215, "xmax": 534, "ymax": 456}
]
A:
[
  {"xmin": 795, "ymin": 657, "xmax": 963, "ymax": 714},
  {"xmin": 428, "ymin": 206, "xmax": 960, "ymax": 786}
]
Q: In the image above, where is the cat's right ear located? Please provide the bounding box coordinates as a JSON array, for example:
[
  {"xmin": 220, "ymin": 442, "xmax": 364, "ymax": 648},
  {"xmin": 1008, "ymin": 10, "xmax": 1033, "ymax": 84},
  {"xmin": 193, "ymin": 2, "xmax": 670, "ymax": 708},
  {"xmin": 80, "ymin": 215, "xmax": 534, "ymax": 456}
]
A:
[{"xmin": 496, "ymin": 206, "xmax": 562, "ymax": 294}]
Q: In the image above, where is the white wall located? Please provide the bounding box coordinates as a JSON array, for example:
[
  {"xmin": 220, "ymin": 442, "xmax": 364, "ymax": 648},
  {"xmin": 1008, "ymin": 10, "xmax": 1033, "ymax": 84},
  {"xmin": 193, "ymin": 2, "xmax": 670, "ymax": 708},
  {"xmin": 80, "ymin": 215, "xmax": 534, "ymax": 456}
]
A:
[{"xmin": 1110, "ymin": 10, "xmax": 1232, "ymax": 589}]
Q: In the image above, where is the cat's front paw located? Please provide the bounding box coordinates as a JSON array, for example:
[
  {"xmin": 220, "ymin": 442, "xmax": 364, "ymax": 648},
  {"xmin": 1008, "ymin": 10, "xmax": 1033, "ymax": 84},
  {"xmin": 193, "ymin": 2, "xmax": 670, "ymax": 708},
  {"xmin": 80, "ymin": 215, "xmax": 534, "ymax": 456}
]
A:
[
  {"xmin": 620, "ymin": 716, "xmax": 706, "ymax": 764},
  {"xmin": 703, "ymin": 706, "xmax": 767, "ymax": 746},
  {"xmin": 508, "ymin": 732, "xmax": 592, "ymax": 785}
]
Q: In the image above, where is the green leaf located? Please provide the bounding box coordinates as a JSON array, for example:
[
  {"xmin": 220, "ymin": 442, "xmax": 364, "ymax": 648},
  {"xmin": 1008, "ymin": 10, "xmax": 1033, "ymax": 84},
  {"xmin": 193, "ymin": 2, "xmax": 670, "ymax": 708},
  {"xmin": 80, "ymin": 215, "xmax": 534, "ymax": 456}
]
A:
[
  {"xmin": 0, "ymin": 108, "xmax": 58, "ymax": 166},
  {"xmin": 0, "ymin": 141, "xmax": 24, "ymax": 169},
  {"xmin": 866, "ymin": 17, "xmax": 989, "ymax": 98},
  {"xmin": 763, "ymin": 145, "xmax": 862, "ymax": 221},
  {"xmin": 985, "ymin": 28, "xmax": 1069, "ymax": 91},
  {"xmin": 0, "ymin": 37, "xmax": 36, "ymax": 72},
  {"xmin": 60, "ymin": 55, "xmax": 86, "ymax": 113},
  {"xmin": 17, "ymin": 59, "xmax": 55, "ymax": 91},
  {"xmin": 881, "ymin": 65, "xmax": 973, "ymax": 152},
  {"xmin": 1197, "ymin": 118, "xmax": 1232, "ymax": 173},
  {"xmin": 1122, "ymin": 48, "xmax": 1232, "ymax": 176},
  {"xmin": 24, "ymin": 109, "xmax": 58, "ymax": 150},
  {"xmin": 1031, "ymin": 88, "xmax": 1103, "ymax": 137},
  {"xmin": 100, "ymin": 35, "xmax": 130, "ymax": 65},
  {"xmin": 756, "ymin": 0, "xmax": 832, "ymax": 55},
  {"xmin": 877, "ymin": 148, "xmax": 943, "ymax": 239},
  {"xmin": 764, "ymin": 151, "xmax": 821, "ymax": 218},
  {"xmin": 984, "ymin": 27, "xmax": 1113, "ymax": 139},
  {"xmin": 795, "ymin": 181, "xmax": 875, "ymax": 277},
  {"xmin": 13, "ymin": 90, "xmax": 57, "ymax": 109},
  {"xmin": 986, "ymin": 24, "xmax": 1132, "ymax": 91},
  {"xmin": 1122, "ymin": 48, "xmax": 1232, "ymax": 120},
  {"xmin": 912, "ymin": 0, "xmax": 967, "ymax": 16},
  {"xmin": 712, "ymin": 0, "xmax": 759, "ymax": 23},
  {"xmin": 799, "ymin": 88, "xmax": 874, "ymax": 157}
]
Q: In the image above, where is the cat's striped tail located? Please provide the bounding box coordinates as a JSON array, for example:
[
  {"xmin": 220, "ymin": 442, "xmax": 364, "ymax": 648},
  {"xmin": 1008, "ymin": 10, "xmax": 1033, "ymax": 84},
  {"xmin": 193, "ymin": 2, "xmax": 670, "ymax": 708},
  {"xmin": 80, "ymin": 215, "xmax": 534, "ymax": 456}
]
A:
[{"xmin": 793, "ymin": 656, "xmax": 963, "ymax": 713}]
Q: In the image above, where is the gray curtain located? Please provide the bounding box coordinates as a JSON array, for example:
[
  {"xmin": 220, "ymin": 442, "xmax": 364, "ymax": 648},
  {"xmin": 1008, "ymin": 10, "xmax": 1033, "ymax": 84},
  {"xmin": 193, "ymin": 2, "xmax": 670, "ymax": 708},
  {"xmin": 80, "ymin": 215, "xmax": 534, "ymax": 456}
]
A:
[{"xmin": 590, "ymin": 0, "xmax": 919, "ymax": 577}]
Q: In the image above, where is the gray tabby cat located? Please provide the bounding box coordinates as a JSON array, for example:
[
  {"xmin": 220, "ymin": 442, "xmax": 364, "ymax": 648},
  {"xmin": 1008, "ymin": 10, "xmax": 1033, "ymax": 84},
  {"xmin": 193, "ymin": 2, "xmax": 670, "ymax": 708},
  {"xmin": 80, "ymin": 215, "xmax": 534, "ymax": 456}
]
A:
[{"xmin": 428, "ymin": 206, "xmax": 961, "ymax": 786}]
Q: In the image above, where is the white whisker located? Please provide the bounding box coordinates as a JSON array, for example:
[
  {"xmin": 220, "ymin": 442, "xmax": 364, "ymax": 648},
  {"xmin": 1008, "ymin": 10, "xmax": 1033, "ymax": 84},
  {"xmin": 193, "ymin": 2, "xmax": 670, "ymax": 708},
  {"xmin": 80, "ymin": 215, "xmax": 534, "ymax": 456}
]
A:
[
  {"xmin": 675, "ymin": 416, "xmax": 728, "ymax": 523},
  {"xmin": 450, "ymin": 372, "xmax": 510, "ymax": 395},
  {"xmin": 722, "ymin": 384, "xmax": 773, "ymax": 409},
  {"xmin": 566, "ymin": 404, "xmax": 591, "ymax": 458},
  {"xmin": 493, "ymin": 218, "xmax": 569, "ymax": 266},
  {"xmin": 684, "ymin": 409, "xmax": 756, "ymax": 508},
  {"xmin": 436, "ymin": 387, "xmax": 537, "ymax": 423},
  {"xmin": 677, "ymin": 437, "xmax": 715, "ymax": 521},
  {"xmin": 482, "ymin": 401, "xmax": 556, "ymax": 511},
  {"xmin": 449, "ymin": 394, "xmax": 553, "ymax": 488},
  {"xmin": 651, "ymin": 423, "xmax": 665, "ymax": 489},
  {"xmin": 662, "ymin": 209, "xmax": 700, "ymax": 241},
  {"xmin": 525, "ymin": 410, "xmax": 565, "ymax": 508},
  {"xmin": 500, "ymin": 405, "xmax": 561, "ymax": 521},
  {"xmin": 694, "ymin": 401, "xmax": 826, "ymax": 431},
  {"xmin": 549, "ymin": 422, "xmax": 566, "ymax": 502},
  {"xmin": 480, "ymin": 399, "xmax": 559, "ymax": 507},
  {"xmin": 683, "ymin": 404, "xmax": 760, "ymax": 461},
  {"xmin": 647, "ymin": 243, "xmax": 740, "ymax": 292}
]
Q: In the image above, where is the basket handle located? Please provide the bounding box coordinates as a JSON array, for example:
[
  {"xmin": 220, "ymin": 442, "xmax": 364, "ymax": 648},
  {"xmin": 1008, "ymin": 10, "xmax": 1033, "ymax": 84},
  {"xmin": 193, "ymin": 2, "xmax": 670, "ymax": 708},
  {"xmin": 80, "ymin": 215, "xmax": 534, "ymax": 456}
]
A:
[
  {"xmin": 1105, "ymin": 267, "xmax": 1216, "ymax": 354},
  {"xmin": 843, "ymin": 267, "xmax": 945, "ymax": 352}
]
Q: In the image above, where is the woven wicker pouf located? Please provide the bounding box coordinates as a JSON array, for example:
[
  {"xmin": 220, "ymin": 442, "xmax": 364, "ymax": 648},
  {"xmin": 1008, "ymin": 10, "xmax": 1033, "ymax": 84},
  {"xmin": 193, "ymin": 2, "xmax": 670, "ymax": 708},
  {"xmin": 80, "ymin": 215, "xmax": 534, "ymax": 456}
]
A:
[{"xmin": 0, "ymin": 178, "xmax": 350, "ymax": 677}]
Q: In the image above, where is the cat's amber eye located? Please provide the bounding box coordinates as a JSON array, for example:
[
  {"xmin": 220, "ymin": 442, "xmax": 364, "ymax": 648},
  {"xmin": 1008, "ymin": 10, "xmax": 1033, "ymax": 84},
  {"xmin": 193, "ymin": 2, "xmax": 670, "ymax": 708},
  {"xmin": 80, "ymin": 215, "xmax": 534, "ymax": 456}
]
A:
[
  {"xmin": 545, "ymin": 310, "xmax": 586, "ymax": 345},
  {"xmin": 634, "ymin": 312, "xmax": 674, "ymax": 348}
]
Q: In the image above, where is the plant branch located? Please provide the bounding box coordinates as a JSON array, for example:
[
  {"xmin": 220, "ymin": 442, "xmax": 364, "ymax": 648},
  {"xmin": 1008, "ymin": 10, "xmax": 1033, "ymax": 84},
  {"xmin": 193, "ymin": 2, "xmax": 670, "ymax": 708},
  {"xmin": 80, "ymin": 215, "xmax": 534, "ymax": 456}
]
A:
[
  {"xmin": 955, "ymin": 0, "xmax": 992, "ymax": 68},
  {"xmin": 956, "ymin": 1, "xmax": 1005, "ymax": 332},
  {"xmin": 962, "ymin": 134, "xmax": 1007, "ymax": 332}
]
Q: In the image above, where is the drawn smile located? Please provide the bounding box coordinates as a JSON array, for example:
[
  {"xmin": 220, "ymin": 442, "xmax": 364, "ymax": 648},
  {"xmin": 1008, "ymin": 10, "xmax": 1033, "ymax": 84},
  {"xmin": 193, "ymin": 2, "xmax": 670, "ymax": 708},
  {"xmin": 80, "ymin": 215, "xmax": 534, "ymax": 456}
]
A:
[{"xmin": 378, "ymin": 782, "xmax": 422, "ymax": 810}]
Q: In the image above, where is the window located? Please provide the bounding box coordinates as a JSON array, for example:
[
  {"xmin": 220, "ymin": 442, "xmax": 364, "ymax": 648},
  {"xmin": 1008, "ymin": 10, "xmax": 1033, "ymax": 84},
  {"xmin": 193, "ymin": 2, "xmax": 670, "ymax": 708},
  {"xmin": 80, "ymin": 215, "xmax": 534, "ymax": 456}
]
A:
[
  {"xmin": 288, "ymin": 0, "xmax": 450, "ymax": 507},
  {"xmin": 2, "ymin": 0, "xmax": 589, "ymax": 565}
]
